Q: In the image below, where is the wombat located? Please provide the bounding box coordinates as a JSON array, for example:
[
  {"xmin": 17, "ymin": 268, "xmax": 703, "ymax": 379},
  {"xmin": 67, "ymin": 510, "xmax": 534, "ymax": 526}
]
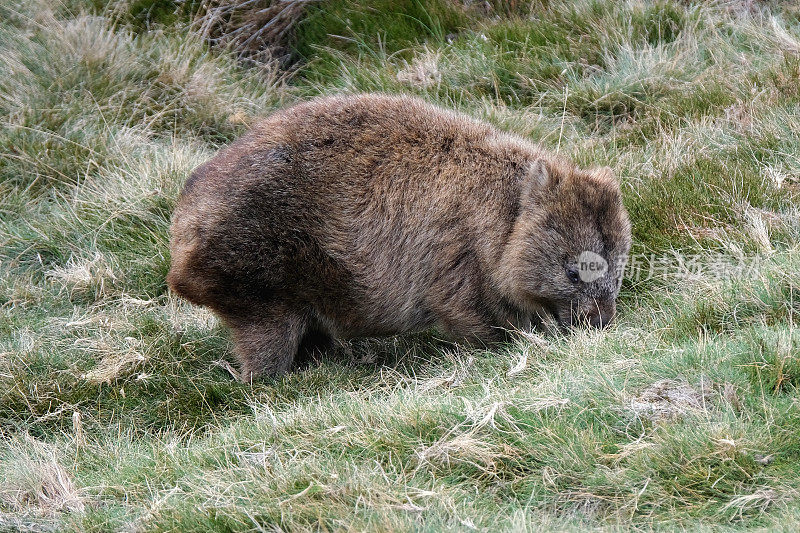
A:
[{"xmin": 167, "ymin": 94, "xmax": 631, "ymax": 381}]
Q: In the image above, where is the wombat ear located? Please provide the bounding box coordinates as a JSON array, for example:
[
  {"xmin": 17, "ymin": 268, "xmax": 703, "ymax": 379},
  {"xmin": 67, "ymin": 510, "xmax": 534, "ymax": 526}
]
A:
[
  {"xmin": 523, "ymin": 159, "xmax": 552, "ymax": 196},
  {"xmin": 528, "ymin": 159, "xmax": 550, "ymax": 189}
]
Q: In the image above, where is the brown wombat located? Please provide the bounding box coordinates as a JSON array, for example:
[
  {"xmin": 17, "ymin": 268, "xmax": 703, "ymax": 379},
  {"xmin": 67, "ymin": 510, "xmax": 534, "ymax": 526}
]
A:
[{"xmin": 167, "ymin": 94, "xmax": 631, "ymax": 380}]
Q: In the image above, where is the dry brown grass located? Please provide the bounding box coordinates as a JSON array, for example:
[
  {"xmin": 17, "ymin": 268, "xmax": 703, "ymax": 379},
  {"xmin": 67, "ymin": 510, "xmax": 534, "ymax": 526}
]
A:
[
  {"xmin": 196, "ymin": 0, "xmax": 322, "ymax": 66},
  {"xmin": 0, "ymin": 442, "xmax": 86, "ymax": 517}
]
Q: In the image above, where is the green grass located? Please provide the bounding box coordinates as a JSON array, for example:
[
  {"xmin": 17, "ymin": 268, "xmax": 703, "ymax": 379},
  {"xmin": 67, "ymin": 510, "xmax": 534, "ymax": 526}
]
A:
[{"xmin": 1, "ymin": 0, "xmax": 800, "ymax": 530}]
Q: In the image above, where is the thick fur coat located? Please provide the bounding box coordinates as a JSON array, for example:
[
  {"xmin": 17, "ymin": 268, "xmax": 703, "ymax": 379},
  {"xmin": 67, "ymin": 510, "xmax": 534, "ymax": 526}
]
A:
[{"xmin": 167, "ymin": 94, "xmax": 632, "ymax": 380}]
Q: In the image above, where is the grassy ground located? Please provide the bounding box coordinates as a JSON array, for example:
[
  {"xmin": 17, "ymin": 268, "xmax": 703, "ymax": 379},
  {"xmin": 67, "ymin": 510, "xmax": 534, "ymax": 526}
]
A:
[{"xmin": 1, "ymin": 0, "xmax": 799, "ymax": 530}]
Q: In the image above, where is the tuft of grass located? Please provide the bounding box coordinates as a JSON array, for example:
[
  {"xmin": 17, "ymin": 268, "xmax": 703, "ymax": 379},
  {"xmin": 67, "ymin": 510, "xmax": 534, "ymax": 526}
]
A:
[
  {"xmin": 197, "ymin": 0, "xmax": 316, "ymax": 66},
  {"xmin": 2, "ymin": 0, "xmax": 800, "ymax": 530}
]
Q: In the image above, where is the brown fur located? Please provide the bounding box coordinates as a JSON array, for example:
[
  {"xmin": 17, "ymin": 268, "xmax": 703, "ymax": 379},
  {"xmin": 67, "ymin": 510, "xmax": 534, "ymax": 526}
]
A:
[{"xmin": 167, "ymin": 94, "xmax": 631, "ymax": 380}]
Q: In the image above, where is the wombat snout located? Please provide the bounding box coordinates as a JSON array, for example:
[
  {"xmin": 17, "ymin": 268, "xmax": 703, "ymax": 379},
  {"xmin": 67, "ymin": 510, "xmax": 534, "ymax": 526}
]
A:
[
  {"xmin": 573, "ymin": 304, "xmax": 615, "ymax": 329},
  {"xmin": 586, "ymin": 308, "xmax": 614, "ymax": 329}
]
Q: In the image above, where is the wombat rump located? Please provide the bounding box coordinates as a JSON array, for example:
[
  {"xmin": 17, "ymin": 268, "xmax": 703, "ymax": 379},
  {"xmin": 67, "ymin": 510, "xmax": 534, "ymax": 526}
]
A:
[{"xmin": 167, "ymin": 94, "xmax": 631, "ymax": 380}]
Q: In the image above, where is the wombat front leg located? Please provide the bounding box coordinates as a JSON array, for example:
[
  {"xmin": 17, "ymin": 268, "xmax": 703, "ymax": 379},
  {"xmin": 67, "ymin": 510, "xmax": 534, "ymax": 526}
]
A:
[
  {"xmin": 227, "ymin": 305, "xmax": 307, "ymax": 383},
  {"xmin": 438, "ymin": 308, "xmax": 505, "ymax": 346}
]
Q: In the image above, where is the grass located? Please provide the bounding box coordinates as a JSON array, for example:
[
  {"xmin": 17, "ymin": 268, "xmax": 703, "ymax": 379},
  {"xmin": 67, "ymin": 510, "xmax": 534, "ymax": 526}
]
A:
[{"xmin": 1, "ymin": 0, "xmax": 799, "ymax": 530}]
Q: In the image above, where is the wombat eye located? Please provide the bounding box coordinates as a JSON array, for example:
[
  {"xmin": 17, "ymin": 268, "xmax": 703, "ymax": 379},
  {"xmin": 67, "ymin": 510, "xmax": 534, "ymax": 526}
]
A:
[{"xmin": 566, "ymin": 267, "xmax": 580, "ymax": 283}]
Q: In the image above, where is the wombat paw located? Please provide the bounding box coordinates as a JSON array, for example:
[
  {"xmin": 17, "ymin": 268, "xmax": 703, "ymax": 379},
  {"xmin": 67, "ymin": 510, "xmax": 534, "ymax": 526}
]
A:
[
  {"xmin": 237, "ymin": 357, "xmax": 293, "ymax": 383},
  {"xmin": 237, "ymin": 363, "xmax": 263, "ymax": 384}
]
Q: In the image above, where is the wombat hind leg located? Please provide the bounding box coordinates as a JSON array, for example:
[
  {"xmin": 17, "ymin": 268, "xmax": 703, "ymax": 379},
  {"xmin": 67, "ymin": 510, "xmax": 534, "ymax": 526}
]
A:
[{"xmin": 229, "ymin": 306, "xmax": 307, "ymax": 383}]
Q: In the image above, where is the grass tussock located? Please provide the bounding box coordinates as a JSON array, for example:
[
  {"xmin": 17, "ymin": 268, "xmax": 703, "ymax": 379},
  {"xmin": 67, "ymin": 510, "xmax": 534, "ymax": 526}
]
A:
[{"xmin": 1, "ymin": 0, "xmax": 800, "ymax": 530}]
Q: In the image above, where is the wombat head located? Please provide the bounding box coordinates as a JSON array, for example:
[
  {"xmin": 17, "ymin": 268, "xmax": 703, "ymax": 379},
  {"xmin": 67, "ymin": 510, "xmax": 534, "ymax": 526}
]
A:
[{"xmin": 499, "ymin": 159, "xmax": 631, "ymax": 329}]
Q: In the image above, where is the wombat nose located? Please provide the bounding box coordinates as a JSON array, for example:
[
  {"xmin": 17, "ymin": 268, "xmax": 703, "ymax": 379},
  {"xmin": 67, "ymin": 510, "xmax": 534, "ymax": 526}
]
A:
[{"xmin": 587, "ymin": 309, "xmax": 614, "ymax": 329}]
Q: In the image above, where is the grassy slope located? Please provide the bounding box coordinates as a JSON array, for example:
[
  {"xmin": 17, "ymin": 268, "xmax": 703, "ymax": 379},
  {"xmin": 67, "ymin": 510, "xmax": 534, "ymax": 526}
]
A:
[{"xmin": 1, "ymin": 0, "xmax": 799, "ymax": 530}]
